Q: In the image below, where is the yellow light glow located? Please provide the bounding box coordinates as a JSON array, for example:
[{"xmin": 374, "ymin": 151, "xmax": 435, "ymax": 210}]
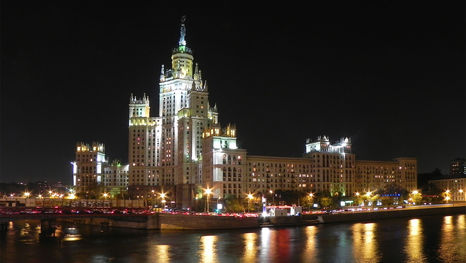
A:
[
  {"xmin": 160, "ymin": 193, "xmax": 166, "ymax": 199},
  {"xmin": 445, "ymin": 189, "xmax": 450, "ymax": 193},
  {"xmin": 23, "ymin": 192, "xmax": 31, "ymax": 198},
  {"xmin": 309, "ymin": 193, "xmax": 314, "ymax": 197},
  {"xmin": 412, "ymin": 190, "xmax": 419, "ymax": 195},
  {"xmin": 247, "ymin": 193, "xmax": 254, "ymax": 200},
  {"xmin": 459, "ymin": 189, "xmax": 463, "ymax": 193},
  {"xmin": 66, "ymin": 193, "xmax": 76, "ymax": 200},
  {"xmin": 445, "ymin": 196, "xmax": 451, "ymax": 201},
  {"xmin": 365, "ymin": 191, "xmax": 371, "ymax": 197},
  {"xmin": 102, "ymin": 193, "xmax": 109, "ymax": 198},
  {"xmin": 355, "ymin": 192, "xmax": 360, "ymax": 196},
  {"xmin": 205, "ymin": 188, "xmax": 212, "ymax": 195}
]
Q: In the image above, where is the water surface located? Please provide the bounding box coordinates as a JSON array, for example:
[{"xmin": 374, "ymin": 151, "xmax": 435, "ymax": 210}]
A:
[{"xmin": 1, "ymin": 214, "xmax": 465, "ymax": 262}]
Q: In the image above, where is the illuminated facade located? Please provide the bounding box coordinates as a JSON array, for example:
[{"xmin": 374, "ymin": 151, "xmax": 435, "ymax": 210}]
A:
[
  {"xmin": 103, "ymin": 161, "xmax": 129, "ymax": 188},
  {"xmin": 72, "ymin": 142, "xmax": 107, "ymax": 193},
  {"xmin": 355, "ymin": 158, "xmax": 418, "ymax": 193},
  {"xmin": 202, "ymin": 125, "xmax": 247, "ymax": 198},
  {"xmin": 72, "ymin": 143, "xmax": 130, "ymax": 193},
  {"xmin": 429, "ymin": 178, "xmax": 466, "ymax": 201},
  {"xmin": 122, "ymin": 19, "xmax": 418, "ymax": 203},
  {"xmin": 128, "ymin": 18, "xmax": 218, "ymax": 193}
]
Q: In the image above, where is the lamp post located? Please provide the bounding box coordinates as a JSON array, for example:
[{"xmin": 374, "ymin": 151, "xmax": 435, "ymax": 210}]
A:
[
  {"xmin": 247, "ymin": 193, "xmax": 254, "ymax": 213},
  {"xmin": 444, "ymin": 190, "xmax": 451, "ymax": 203},
  {"xmin": 160, "ymin": 192, "xmax": 166, "ymax": 208},
  {"xmin": 308, "ymin": 193, "xmax": 314, "ymax": 210},
  {"xmin": 205, "ymin": 188, "xmax": 212, "ymax": 213}
]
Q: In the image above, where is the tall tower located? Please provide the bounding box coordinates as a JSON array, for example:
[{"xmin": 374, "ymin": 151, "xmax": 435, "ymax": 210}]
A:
[
  {"xmin": 128, "ymin": 17, "xmax": 219, "ymax": 194},
  {"xmin": 128, "ymin": 94, "xmax": 162, "ymax": 186},
  {"xmin": 158, "ymin": 17, "xmax": 218, "ymax": 186}
]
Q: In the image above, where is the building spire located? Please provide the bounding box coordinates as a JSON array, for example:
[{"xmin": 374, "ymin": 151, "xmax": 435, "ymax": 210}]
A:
[{"xmin": 179, "ymin": 15, "xmax": 187, "ymax": 47}]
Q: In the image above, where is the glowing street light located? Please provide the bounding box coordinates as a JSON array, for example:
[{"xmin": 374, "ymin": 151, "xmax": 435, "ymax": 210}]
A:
[
  {"xmin": 160, "ymin": 193, "xmax": 166, "ymax": 199},
  {"xmin": 67, "ymin": 193, "xmax": 76, "ymax": 200},
  {"xmin": 309, "ymin": 193, "xmax": 314, "ymax": 198},
  {"xmin": 102, "ymin": 193, "xmax": 109, "ymax": 199},
  {"xmin": 355, "ymin": 192, "xmax": 360, "ymax": 196},
  {"xmin": 412, "ymin": 190, "xmax": 419, "ymax": 195},
  {"xmin": 269, "ymin": 190, "xmax": 275, "ymax": 204},
  {"xmin": 365, "ymin": 191, "xmax": 372, "ymax": 197},
  {"xmin": 247, "ymin": 193, "xmax": 254, "ymax": 212},
  {"xmin": 459, "ymin": 189, "xmax": 464, "ymax": 193},
  {"xmin": 23, "ymin": 192, "xmax": 31, "ymax": 198},
  {"xmin": 204, "ymin": 188, "xmax": 213, "ymax": 212}
]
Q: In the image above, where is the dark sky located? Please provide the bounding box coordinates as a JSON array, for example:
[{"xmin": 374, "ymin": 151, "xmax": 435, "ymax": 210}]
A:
[{"xmin": 1, "ymin": 1, "xmax": 465, "ymax": 184}]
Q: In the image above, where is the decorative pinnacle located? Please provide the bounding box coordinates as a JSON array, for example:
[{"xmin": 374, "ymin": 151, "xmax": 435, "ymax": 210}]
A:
[{"xmin": 179, "ymin": 15, "xmax": 187, "ymax": 47}]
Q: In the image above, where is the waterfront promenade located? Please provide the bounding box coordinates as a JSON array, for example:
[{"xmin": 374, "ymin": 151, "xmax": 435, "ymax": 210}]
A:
[{"xmin": 1, "ymin": 203, "xmax": 465, "ymax": 230}]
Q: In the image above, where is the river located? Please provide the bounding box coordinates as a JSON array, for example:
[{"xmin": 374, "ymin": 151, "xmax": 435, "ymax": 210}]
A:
[{"xmin": 1, "ymin": 214, "xmax": 465, "ymax": 262}]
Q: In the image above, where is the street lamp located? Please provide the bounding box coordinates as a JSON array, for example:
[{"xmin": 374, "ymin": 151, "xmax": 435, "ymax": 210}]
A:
[
  {"xmin": 23, "ymin": 192, "xmax": 31, "ymax": 198},
  {"xmin": 355, "ymin": 192, "xmax": 360, "ymax": 196},
  {"xmin": 102, "ymin": 193, "xmax": 109, "ymax": 199},
  {"xmin": 159, "ymin": 192, "xmax": 167, "ymax": 208},
  {"xmin": 205, "ymin": 188, "xmax": 212, "ymax": 213},
  {"xmin": 308, "ymin": 193, "xmax": 314, "ymax": 210},
  {"xmin": 247, "ymin": 193, "xmax": 254, "ymax": 212}
]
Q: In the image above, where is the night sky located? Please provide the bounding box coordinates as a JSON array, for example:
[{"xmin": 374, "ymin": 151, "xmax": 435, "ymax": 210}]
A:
[{"xmin": 1, "ymin": 1, "xmax": 464, "ymax": 184}]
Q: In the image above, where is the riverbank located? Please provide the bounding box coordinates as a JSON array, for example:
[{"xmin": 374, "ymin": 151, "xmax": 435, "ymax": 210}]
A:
[
  {"xmin": 51, "ymin": 204, "xmax": 466, "ymax": 230},
  {"xmin": 307, "ymin": 203, "xmax": 466, "ymax": 224}
]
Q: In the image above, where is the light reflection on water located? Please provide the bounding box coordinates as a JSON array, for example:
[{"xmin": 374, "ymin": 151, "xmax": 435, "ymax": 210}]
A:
[
  {"xmin": 200, "ymin": 235, "xmax": 217, "ymax": 263},
  {"xmin": 1, "ymin": 214, "xmax": 465, "ymax": 263},
  {"xmin": 242, "ymin": 232, "xmax": 257, "ymax": 262},
  {"xmin": 304, "ymin": 226, "xmax": 318, "ymax": 261},
  {"xmin": 352, "ymin": 223, "xmax": 379, "ymax": 262},
  {"xmin": 405, "ymin": 219, "xmax": 426, "ymax": 263}
]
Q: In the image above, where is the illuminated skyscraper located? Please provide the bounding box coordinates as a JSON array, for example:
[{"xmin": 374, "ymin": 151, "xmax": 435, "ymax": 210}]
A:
[{"xmin": 128, "ymin": 17, "xmax": 218, "ymax": 193}]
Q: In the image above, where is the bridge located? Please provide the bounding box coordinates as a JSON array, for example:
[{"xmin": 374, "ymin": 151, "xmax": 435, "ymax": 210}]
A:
[{"xmin": 0, "ymin": 207, "xmax": 160, "ymax": 236}]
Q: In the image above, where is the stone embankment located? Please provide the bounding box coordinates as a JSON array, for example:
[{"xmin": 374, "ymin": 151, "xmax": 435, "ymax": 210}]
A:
[
  {"xmin": 55, "ymin": 204, "xmax": 466, "ymax": 230},
  {"xmin": 308, "ymin": 204, "xmax": 466, "ymax": 224}
]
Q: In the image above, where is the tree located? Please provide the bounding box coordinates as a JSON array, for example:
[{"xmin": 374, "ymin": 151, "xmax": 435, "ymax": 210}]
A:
[
  {"xmin": 319, "ymin": 197, "xmax": 333, "ymax": 209},
  {"xmin": 408, "ymin": 191, "xmax": 422, "ymax": 205},
  {"xmin": 224, "ymin": 195, "xmax": 245, "ymax": 213}
]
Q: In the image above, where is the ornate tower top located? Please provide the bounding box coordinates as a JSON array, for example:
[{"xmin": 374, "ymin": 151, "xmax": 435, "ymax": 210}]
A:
[
  {"xmin": 179, "ymin": 15, "xmax": 187, "ymax": 47},
  {"xmin": 173, "ymin": 16, "xmax": 192, "ymax": 54}
]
